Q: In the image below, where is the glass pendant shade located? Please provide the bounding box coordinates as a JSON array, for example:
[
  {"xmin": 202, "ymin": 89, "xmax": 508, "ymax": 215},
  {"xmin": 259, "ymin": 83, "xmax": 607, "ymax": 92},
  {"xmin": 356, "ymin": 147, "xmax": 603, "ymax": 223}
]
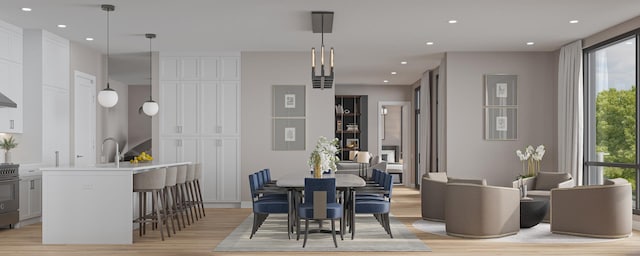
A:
[
  {"xmin": 142, "ymin": 100, "xmax": 159, "ymax": 116},
  {"xmin": 98, "ymin": 87, "xmax": 118, "ymax": 108}
]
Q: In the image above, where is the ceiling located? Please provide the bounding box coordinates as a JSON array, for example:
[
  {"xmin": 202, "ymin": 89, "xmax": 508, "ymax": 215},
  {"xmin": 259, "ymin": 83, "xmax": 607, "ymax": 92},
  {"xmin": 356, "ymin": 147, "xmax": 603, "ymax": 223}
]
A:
[{"xmin": 2, "ymin": 0, "xmax": 640, "ymax": 86}]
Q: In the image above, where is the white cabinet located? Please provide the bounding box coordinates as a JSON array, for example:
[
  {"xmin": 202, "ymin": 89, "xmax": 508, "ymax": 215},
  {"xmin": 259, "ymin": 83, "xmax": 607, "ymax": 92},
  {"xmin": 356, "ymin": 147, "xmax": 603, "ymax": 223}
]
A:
[
  {"xmin": 159, "ymin": 137, "xmax": 199, "ymax": 163},
  {"xmin": 19, "ymin": 175, "xmax": 42, "ymax": 221},
  {"xmin": 0, "ymin": 20, "xmax": 23, "ymax": 133},
  {"xmin": 160, "ymin": 53, "xmax": 240, "ymax": 204},
  {"xmin": 201, "ymin": 137, "xmax": 239, "ymax": 202},
  {"xmin": 160, "ymin": 82, "xmax": 199, "ymax": 136},
  {"xmin": 201, "ymin": 81, "xmax": 239, "ymax": 135},
  {"xmin": 42, "ymin": 86, "xmax": 70, "ymax": 166}
]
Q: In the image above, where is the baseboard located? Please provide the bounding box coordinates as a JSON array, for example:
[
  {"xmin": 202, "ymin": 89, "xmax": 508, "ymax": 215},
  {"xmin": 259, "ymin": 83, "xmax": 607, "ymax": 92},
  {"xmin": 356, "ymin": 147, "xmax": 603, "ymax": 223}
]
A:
[
  {"xmin": 16, "ymin": 217, "xmax": 41, "ymax": 228},
  {"xmin": 240, "ymin": 201, "xmax": 252, "ymax": 208},
  {"xmin": 203, "ymin": 202, "xmax": 241, "ymax": 208}
]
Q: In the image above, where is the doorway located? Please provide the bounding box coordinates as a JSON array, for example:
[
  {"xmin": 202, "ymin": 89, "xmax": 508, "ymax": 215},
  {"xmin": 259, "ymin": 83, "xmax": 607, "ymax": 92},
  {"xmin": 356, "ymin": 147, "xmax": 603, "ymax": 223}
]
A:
[
  {"xmin": 377, "ymin": 101, "xmax": 410, "ymax": 185},
  {"xmin": 73, "ymin": 71, "xmax": 97, "ymax": 166}
]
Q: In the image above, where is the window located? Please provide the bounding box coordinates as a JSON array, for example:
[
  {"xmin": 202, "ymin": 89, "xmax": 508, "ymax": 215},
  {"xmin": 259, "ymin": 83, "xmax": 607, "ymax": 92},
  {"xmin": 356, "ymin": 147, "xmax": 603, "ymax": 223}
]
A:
[{"xmin": 584, "ymin": 34, "xmax": 638, "ymax": 212}]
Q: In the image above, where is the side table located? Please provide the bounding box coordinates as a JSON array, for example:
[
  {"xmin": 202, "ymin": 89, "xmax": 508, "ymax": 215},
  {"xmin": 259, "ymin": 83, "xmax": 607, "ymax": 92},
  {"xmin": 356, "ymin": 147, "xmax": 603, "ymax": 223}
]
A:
[{"xmin": 520, "ymin": 197, "xmax": 548, "ymax": 228}]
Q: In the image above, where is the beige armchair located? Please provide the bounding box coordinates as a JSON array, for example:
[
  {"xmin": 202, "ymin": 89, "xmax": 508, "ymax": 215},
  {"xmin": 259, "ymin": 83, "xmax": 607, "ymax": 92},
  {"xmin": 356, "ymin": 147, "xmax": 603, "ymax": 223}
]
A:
[
  {"xmin": 445, "ymin": 183, "xmax": 520, "ymax": 238},
  {"xmin": 421, "ymin": 173, "xmax": 486, "ymax": 222},
  {"xmin": 512, "ymin": 171, "xmax": 574, "ymax": 221},
  {"xmin": 550, "ymin": 178, "xmax": 632, "ymax": 238}
]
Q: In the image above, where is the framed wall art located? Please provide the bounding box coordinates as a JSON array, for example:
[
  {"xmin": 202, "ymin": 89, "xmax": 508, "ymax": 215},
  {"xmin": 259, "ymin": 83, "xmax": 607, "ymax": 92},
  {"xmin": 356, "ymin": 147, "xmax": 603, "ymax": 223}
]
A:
[
  {"xmin": 272, "ymin": 85, "xmax": 306, "ymax": 150},
  {"xmin": 485, "ymin": 74, "xmax": 517, "ymax": 106},
  {"xmin": 484, "ymin": 74, "xmax": 518, "ymax": 140}
]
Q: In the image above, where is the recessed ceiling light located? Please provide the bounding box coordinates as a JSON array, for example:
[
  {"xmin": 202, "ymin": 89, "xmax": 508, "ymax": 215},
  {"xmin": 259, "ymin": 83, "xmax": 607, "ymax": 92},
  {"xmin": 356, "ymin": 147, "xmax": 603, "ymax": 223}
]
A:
[
  {"xmin": 400, "ymin": 61, "xmax": 408, "ymax": 65},
  {"xmin": 85, "ymin": 37, "xmax": 94, "ymax": 41},
  {"xmin": 448, "ymin": 20, "xmax": 457, "ymax": 24},
  {"xmin": 526, "ymin": 42, "xmax": 535, "ymax": 46},
  {"xmin": 383, "ymin": 80, "xmax": 389, "ymax": 83},
  {"xmin": 569, "ymin": 20, "xmax": 579, "ymax": 24},
  {"xmin": 391, "ymin": 72, "xmax": 397, "ymax": 75},
  {"xmin": 626, "ymin": 41, "xmax": 634, "ymax": 45},
  {"xmin": 426, "ymin": 41, "xmax": 434, "ymax": 45},
  {"xmin": 57, "ymin": 24, "xmax": 67, "ymax": 28},
  {"xmin": 21, "ymin": 7, "xmax": 32, "ymax": 12}
]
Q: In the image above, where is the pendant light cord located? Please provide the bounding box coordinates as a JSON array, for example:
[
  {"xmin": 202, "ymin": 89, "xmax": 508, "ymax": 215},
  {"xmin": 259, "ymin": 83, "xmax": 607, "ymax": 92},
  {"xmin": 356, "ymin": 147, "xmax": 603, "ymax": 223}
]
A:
[
  {"xmin": 105, "ymin": 7, "xmax": 110, "ymax": 89},
  {"xmin": 149, "ymin": 36, "xmax": 153, "ymax": 101}
]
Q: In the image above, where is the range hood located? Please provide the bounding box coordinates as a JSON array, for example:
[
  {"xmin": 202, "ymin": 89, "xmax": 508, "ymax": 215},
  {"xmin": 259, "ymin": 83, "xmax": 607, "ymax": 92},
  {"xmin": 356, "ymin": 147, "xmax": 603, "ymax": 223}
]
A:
[{"xmin": 0, "ymin": 92, "xmax": 17, "ymax": 108}]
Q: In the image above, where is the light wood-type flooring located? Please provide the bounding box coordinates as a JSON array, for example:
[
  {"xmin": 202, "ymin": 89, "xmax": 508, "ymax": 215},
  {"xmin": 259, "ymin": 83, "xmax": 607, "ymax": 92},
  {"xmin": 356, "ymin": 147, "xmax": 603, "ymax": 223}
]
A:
[{"xmin": 1, "ymin": 187, "xmax": 639, "ymax": 255}]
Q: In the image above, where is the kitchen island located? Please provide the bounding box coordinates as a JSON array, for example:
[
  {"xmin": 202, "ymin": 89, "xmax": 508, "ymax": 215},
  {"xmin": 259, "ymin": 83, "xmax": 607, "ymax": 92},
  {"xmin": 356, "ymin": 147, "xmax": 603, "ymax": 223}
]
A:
[{"xmin": 40, "ymin": 161, "xmax": 190, "ymax": 244}]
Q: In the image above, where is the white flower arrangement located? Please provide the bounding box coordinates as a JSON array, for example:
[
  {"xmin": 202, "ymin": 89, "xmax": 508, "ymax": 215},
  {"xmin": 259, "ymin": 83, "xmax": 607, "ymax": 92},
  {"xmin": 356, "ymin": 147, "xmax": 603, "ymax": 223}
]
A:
[
  {"xmin": 515, "ymin": 144, "xmax": 545, "ymax": 177},
  {"xmin": 309, "ymin": 136, "xmax": 340, "ymax": 172}
]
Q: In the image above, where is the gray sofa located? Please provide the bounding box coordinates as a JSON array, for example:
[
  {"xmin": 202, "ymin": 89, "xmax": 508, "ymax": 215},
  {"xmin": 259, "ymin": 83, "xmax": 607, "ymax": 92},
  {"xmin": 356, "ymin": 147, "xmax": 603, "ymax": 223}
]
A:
[{"xmin": 551, "ymin": 178, "xmax": 632, "ymax": 238}]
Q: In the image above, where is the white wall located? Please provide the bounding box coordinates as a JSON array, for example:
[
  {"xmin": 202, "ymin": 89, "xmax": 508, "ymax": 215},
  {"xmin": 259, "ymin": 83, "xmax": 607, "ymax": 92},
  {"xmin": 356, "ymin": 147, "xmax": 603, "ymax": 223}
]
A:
[
  {"xmin": 381, "ymin": 105, "xmax": 402, "ymax": 147},
  {"xmin": 127, "ymin": 85, "xmax": 151, "ymax": 149},
  {"xmin": 444, "ymin": 52, "xmax": 558, "ymax": 186},
  {"xmin": 241, "ymin": 52, "xmax": 334, "ymax": 201}
]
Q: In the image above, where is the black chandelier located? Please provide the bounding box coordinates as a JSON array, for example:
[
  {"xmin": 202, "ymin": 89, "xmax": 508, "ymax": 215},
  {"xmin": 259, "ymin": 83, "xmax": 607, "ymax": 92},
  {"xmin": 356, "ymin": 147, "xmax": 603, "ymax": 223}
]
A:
[{"xmin": 311, "ymin": 11, "xmax": 334, "ymax": 89}]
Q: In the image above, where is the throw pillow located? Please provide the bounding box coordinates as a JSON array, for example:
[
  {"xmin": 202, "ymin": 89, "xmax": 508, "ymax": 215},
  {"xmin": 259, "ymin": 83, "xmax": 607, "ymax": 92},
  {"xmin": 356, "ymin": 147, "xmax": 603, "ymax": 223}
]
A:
[
  {"xmin": 424, "ymin": 172, "xmax": 448, "ymax": 182},
  {"xmin": 534, "ymin": 171, "xmax": 572, "ymax": 190}
]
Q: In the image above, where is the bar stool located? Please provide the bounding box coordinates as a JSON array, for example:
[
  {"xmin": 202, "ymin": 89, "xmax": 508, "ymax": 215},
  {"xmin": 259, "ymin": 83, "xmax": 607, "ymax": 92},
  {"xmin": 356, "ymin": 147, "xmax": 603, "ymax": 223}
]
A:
[
  {"xmin": 193, "ymin": 163, "xmax": 206, "ymax": 217},
  {"xmin": 133, "ymin": 168, "xmax": 168, "ymax": 241},
  {"xmin": 185, "ymin": 164, "xmax": 199, "ymax": 221},
  {"xmin": 175, "ymin": 165, "xmax": 192, "ymax": 226},
  {"xmin": 163, "ymin": 166, "xmax": 178, "ymax": 235}
]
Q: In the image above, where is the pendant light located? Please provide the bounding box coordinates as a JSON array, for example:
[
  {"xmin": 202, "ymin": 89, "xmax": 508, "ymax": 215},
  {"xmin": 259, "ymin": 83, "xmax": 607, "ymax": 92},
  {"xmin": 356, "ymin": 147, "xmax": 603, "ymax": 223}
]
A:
[
  {"xmin": 142, "ymin": 33, "xmax": 158, "ymax": 116},
  {"xmin": 97, "ymin": 4, "xmax": 118, "ymax": 108}
]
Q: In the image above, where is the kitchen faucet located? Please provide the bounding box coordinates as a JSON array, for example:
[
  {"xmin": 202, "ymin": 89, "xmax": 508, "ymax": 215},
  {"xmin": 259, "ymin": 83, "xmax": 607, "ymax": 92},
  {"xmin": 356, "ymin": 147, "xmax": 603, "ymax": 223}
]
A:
[{"xmin": 101, "ymin": 137, "xmax": 120, "ymax": 168}]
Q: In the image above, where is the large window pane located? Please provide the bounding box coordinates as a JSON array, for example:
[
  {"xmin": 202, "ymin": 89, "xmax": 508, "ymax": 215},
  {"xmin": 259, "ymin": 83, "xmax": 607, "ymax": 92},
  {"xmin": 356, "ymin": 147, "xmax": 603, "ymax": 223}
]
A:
[
  {"xmin": 586, "ymin": 166, "xmax": 636, "ymax": 205},
  {"xmin": 588, "ymin": 37, "xmax": 637, "ymax": 164}
]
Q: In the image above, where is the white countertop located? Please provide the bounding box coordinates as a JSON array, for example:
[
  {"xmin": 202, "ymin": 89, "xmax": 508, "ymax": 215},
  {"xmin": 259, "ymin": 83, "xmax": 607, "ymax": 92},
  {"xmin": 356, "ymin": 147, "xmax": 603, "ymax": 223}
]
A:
[{"xmin": 39, "ymin": 161, "xmax": 191, "ymax": 174}]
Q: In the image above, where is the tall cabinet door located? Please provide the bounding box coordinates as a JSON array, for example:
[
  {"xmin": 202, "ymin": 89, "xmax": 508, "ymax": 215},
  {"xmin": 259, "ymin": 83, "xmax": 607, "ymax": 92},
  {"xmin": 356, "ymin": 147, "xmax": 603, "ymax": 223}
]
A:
[
  {"xmin": 180, "ymin": 82, "xmax": 199, "ymax": 135},
  {"xmin": 201, "ymin": 138, "xmax": 219, "ymax": 202},
  {"xmin": 200, "ymin": 82, "xmax": 218, "ymax": 135},
  {"xmin": 159, "ymin": 138, "xmax": 179, "ymax": 163},
  {"xmin": 179, "ymin": 138, "xmax": 199, "ymax": 163},
  {"xmin": 42, "ymin": 86, "xmax": 69, "ymax": 166},
  {"xmin": 160, "ymin": 82, "xmax": 179, "ymax": 135},
  {"xmin": 219, "ymin": 82, "xmax": 239, "ymax": 135},
  {"xmin": 219, "ymin": 138, "xmax": 239, "ymax": 201}
]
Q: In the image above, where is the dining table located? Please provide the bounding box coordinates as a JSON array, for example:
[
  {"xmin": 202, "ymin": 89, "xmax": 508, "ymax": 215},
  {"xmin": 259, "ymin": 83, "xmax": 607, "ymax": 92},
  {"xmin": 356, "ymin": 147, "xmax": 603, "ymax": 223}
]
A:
[{"xmin": 276, "ymin": 173, "xmax": 366, "ymax": 236}]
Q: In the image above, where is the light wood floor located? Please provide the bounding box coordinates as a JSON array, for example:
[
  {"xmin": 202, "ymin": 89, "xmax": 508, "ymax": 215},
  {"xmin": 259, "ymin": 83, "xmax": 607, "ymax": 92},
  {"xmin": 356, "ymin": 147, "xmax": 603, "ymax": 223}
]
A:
[{"xmin": 1, "ymin": 187, "xmax": 640, "ymax": 256}]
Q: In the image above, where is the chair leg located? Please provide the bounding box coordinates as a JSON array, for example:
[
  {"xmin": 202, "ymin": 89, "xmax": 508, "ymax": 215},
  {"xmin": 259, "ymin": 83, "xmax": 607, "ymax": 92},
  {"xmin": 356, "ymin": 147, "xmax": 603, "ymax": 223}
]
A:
[
  {"xmin": 142, "ymin": 192, "xmax": 147, "ymax": 235},
  {"xmin": 351, "ymin": 213, "xmax": 356, "ymax": 240},
  {"xmin": 165, "ymin": 188, "xmax": 176, "ymax": 234},
  {"xmin": 296, "ymin": 214, "xmax": 301, "ymax": 241},
  {"xmin": 331, "ymin": 219, "xmax": 338, "ymax": 248},
  {"xmin": 250, "ymin": 213, "xmax": 259, "ymax": 239},
  {"xmin": 385, "ymin": 213, "xmax": 393, "ymax": 238},
  {"xmin": 160, "ymin": 190, "xmax": 172, "ymax": 237},
  {"xmin": 138, "ymin": 192, "xmax": 143, "ymax": 237},
  {"xmin": 152, "ymin": 190, "xmax": 165, "ymax": 241},
  {"xmin": 187, "ymin": 182, "xmax": 200, "ymax": 220},
  {"xmin": 170, "ymin": 186, "xmax": 183, "ymax": 230},
  {"xmin": 339, "ymin": 217, "xmax": 344, "ymax": 241},
  {"xmin": 303, "ymin": 219, "xmax": 309, "ymax": 248},
  {"xmin": 183, "ymin": 183, "xmax": 195, "ymax": 224},
  {"xmin": 195, "ymin": 179, "xmax": 206, "ymax": 217},
  {"xmin": 179, "ymin": 184, "xmax": 192, "ymax": 225}
]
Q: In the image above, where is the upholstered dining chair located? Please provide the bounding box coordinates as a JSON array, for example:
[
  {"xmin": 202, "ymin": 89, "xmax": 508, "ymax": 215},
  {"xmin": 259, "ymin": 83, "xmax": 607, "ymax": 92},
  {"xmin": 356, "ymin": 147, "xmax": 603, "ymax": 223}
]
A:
[
  {"xmin": 297, "ymin": 178, "xmax": 343, "ymax": 248},
  {"xmin": 351, "ymin": 172, "xmax": 394, "ymax": 240},
  {"xmin": 248, "ymin": 173, "xmax": 290, "ymax": 239}
]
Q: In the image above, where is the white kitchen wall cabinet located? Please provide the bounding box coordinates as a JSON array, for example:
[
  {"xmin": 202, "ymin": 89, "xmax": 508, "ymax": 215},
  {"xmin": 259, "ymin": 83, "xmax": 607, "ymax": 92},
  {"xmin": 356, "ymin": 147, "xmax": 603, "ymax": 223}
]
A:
[
  {"xmin": 160, "ymin": 53, "xmax": 240, "ymax": 205},
  {"xmin": 0, "ymin": 20, "xmax": 23, "ymax": 133},
  {"xmin": 201, "ymin": 137, "xmax": 239, "ymax": 202},
  {"xmin": 24, "ymin": 29, "xmax": 70, "ymax": 166}
]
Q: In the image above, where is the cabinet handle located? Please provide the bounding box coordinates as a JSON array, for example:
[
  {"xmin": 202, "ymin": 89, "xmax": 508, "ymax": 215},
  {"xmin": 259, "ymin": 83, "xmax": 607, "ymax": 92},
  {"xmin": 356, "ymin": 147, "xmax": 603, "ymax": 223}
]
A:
[
  {"xmin": 9, "ymin": 120, "xmax": 14, "ymax": 129},
  {"xmin": 216, "ymin": 126, "xmax": 222, "ymax": 133},
  {"xmin": 30, "ymin": 180, "xmax": 34, "ymax": 190},
  {"xmin": 177, "ymin": 140, "xmax": 183, "ymax": 147},
  {"xmin": 216, "ymin": 139, "xmax": 222, "ymax": 147}
]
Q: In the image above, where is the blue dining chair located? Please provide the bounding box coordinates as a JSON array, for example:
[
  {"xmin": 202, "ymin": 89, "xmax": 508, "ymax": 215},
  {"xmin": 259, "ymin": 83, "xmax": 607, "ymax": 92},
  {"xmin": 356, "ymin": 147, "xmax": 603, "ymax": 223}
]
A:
[
  {"xmin": 351, "ymin": 173, "xmax": 394, "ymax": 240},
  {"xmin": 248, "ymin": 173, "xmax": 290, "ymax": 239},
  {"xmin": 298, "ymin": 178, "xmax": 343, "ymax": 248}
]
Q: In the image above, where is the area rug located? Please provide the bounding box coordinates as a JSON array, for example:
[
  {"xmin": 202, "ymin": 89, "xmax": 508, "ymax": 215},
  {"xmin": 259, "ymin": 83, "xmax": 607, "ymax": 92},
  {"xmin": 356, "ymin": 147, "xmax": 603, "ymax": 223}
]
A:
[
  {"xmin": 412, "ymin": 220, "xmax": 630, "ymax": 243},
  {"xmin": 214, "ymin": 214, "xmax": 431, "ymax": 252}
]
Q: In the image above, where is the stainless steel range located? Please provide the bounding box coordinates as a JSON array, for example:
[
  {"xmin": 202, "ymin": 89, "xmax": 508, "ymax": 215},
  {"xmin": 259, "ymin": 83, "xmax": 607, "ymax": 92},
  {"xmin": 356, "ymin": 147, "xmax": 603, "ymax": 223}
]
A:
[{"xmin": 0, "ymin": 164, "xmax": 19, "ymax": 228}]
